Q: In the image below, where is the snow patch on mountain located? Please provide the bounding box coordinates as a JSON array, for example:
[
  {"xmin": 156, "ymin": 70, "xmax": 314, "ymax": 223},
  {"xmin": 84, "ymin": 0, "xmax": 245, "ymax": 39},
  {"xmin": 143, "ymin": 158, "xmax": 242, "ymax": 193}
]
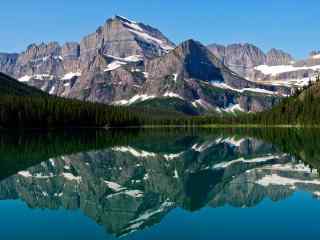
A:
[
  {"xmin": 211, "ymin": 81, "xmax": 277, "ymax": 95},
  {"xmin": 163, "ymin": 152, "xmax": 184, "ymax": 160},
  {"xmin": 223, "ymin": 104, "xmax": 245, "ymax": 113},
  {"xmin": 260, "ymin": 163, "xmax": 316, "ymax": 174},
  {"xmin": 212, "ymin": 155, "xmax": 281, "ymax": 169},
  {"xmin": 192, "ymin": 99, "xmax": 214, "ymax": 110},
  {"xmin": 61, "ymin": 173, "xmax": 81, "ymax": 182},
  {"xmin": 104, "ymin": 61, "xmax": 127, "ymax": 72},
  {"xmin": 18, "ymin": 74, "xmax": 55, "ymax": 82},
  {"xmin": 18, "ymin": 75, "xmax": 32, "ymax": 82},
  {"xmin": 113, "ymin": 94, "xmax": 157, "ymax": 105},
  {"xmin": 222, "ymin": 137, "xmax": 246, "ymax": 147},
  {"xmin": 192, "ymin": 141, "xmax": 216, "ymax": 152},
  {"xmin": 173, "ymin": 169, "xmax": 179, "ymax": 179},
  {"xmin": 115, "ymin": 16, "xmax": 174, "ymax": 52},
  {"xmin": 62, "ymin": 72, "xmax": 81, "ymax": 80},
  {"xmin": 104, "ymin": 181, "xmax": 126, "ymax": 192},
  {"xmin": 255, "ymin": 64, "xmax": 320, "ymax": 76},
  {"xmin": 112, "ymin": 146, "xmax": 157, "ymax": 158},
  {"xmin": 106, "ymin": 54, "xmax": 143, "ymax": 63},
  {"xmin": 256, "ymin": 174, "xmax": 320, "ymax": 187},
  {"xmin": 163, "ymin": 92, "xmax": 184, "ymax": 99},
  {"xmin": 49, "ymin": 86, "xmax": 55, "ymax": 94},
  {"xmin": 128, "ymin": 201, "xmax": 175, "ymax": 227},
  {"xmin": 104, "ymin": 55, "xmax": 144, "ymax": 72},
  {"xmin": 18, "ymin": 171, "xmax": 32, "ymax": 177},
  {"xmin": 311, "ymin": 54, "xmax": 320, "ymax": 59},
  {"xmin": 173, "ymin": 73, "xmax": 178, "ymax": 82}
]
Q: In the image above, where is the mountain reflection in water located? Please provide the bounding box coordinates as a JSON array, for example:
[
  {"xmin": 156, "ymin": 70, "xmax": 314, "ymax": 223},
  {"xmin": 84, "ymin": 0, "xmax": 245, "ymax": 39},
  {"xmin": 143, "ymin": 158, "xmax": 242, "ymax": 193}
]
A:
[{"xmin": 0, "ymin": 128, "xmax": 320, "ymax": 238}]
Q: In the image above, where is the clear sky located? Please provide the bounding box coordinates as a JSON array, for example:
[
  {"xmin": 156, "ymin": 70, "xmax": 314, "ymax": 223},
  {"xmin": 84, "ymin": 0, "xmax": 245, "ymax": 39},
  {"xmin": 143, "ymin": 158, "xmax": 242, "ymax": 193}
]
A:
[{"xmin": 1, "ymin": 0, "xmax": 319, "ymax": 59}]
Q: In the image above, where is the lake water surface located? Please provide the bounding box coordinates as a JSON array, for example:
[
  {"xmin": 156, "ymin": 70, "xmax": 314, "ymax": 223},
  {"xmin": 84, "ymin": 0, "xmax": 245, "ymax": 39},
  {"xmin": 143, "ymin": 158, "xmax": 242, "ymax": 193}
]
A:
[{"xmin": 1, "ymin": 128, "xmax": 320, "ymax": 239}]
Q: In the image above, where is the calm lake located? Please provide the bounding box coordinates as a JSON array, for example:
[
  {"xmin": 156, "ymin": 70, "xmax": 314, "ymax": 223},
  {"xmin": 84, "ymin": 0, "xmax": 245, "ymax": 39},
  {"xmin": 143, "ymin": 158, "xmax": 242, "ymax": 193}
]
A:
[{"xmin": 1, "ymin": 128, "xmax": 320, "ymax": 239}]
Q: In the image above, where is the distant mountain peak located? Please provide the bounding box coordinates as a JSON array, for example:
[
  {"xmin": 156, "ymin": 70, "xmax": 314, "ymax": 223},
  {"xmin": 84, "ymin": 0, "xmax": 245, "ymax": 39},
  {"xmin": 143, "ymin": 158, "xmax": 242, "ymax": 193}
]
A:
[
  {"xmin": 309, "ymin": 50, "xmax": 320, "ymax": 59},
  {"xmin": 114, "ymin": 15, "xmax": 138, "ymax": 24},
  {"xmin": 106, "ymin": 15, "xmax": 175, "ymax": 56}
]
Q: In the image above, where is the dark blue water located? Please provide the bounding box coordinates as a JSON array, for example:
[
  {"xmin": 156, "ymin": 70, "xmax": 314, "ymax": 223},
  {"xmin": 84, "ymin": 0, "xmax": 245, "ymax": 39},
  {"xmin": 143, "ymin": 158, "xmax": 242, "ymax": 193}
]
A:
[
  {"xmin": 0, "ymin": 129, "xmax": 320, "ymax": 239},
  {"xmin": 1, "ymin": 192, "xmax": 320, "ymax": 239}
]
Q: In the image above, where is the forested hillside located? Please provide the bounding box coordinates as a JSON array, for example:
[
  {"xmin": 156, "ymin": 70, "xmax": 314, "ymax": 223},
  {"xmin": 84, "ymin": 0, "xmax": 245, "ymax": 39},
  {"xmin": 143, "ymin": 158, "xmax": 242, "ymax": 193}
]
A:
[
  {"xmin": 0, "ymin": 73, "xmax": 184, "ymax": 128},
  {"xmin": 1, "ymin": 70, "xmax": 320, "ymax": 128},
  {"xmin": 0, "ymin": 72, "xmax": 46, "ymax": 96},
  {"xmin": 240, "ymin": 81, "xmax": 320, "ymax": 125},
  {"xmin": 181, "ymin": 80, "xmax": 320, "ymax": 126}
]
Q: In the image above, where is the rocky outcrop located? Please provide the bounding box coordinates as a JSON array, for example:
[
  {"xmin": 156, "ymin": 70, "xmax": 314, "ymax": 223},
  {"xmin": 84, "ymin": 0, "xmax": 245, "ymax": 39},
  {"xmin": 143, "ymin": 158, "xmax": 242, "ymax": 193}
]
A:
[
  {"xmin": 207, "ymin": 43, "xmax": 320, "ymax": 88},
  {"xmin": 207, "ymin": 43, "xmax": 267, "ymax": 77},
  {"xmin": 79, "ymin": 15, "xmax": 174, "ymax": 64},
  {"xmin": 140, "ymin": 40, "xmax": 288, "ymax": 112},
  {"xmin": 0, "ymin": 53, "xmax": 18, "ymax": 75},
  {"xmin": 266, "ymin": 48, "xmax": 293, "ymax": 66}
]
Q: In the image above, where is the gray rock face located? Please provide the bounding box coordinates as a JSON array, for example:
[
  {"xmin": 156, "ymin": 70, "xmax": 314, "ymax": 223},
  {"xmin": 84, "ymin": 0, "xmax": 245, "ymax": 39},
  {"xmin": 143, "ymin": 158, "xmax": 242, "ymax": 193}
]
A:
[
  {"xmin": 0, "ymin": 53, "xmax": 18, "ymax": 75},
  {"xmin": 79, "ymin": 15, "xmax": 174, "ymax": 64},
  {"xmin": 0, "ymin": 16, "xmax": 175, "ymax": 97},
  {"xmin": 140, "ymin": 40, "xmax": 288, "ymax": 112},
  {"xmin": 207, "ymin": 43, "xmax": 298, "ymax": 83},
  {"xmin": 207, "ymin": 43, "xmax": 320, "ymax": 87},
  {"xmin": 224, "ymin": 43, "xmax": 267, "ymax": 68},
  {"xmin": 207, "ymin": 43, "xmax": 267, "ymax": 78},
  {"xmin": 208, "ymin": 43, "xmax": 294, "ymax": 69},
  {"xmin": 266, "ymin": 48, "xmax": 293, "ymax": 66}
]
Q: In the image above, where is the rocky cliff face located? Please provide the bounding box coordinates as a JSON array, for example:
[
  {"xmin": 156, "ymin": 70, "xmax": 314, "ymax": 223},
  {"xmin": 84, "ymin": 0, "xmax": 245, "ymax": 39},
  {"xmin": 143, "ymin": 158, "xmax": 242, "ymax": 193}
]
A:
[
  {"xmin": 79, "ymin": 16, "xmax": 174, "ymax": 64},
  {"xmin": 0, "ymin": 16, "xmax": 289, "ymax": 113},
  {"xmin": 140, "ymin": 40, "xmax": 287, "ymax": 113},
  {"xmin": 207, "ymin": 43, "xmax": 320, "ymax": 88},
  {"xmin": 207, "ymin": 43, "xmax": 267, "ymax": 77},
  {"xmin": 266, "ymin": 48, "xmax": 293, "ymax": 66},
  {"xmin": 0, "ymin": 53, "xmax": 18, "ymax": 74}
]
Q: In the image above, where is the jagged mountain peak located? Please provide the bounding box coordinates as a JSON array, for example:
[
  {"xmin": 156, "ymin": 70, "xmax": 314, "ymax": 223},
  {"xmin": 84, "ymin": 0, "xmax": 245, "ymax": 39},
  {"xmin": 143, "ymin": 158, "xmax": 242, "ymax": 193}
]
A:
[
  {"xmin": 80, "ymin": 15, "xmax": 175, "ymax": 61},
  {"xmin": 168, "ymin": 39, "xmax": 220, "ymax": 62},
  {"xmin": 110, "ymin": 15, "xmax": 175, "ymax": 52},
  {"xmin": 266, "ymin": 48, "xmax": 294, "ymax": 66},
  {"xmin": 228, "ymin": 42, "xmax": 259, "ymax": 48},
  {"xmin": 175, "ymin": 39, "xmax": 210, "ymax": 53},
  {"xmin": 113, "ymin": 15, "xmax": 138, "ymax": 24},
  {"xmin": 146, "ymin": 39, "xmax": 226, "ymax": 82},
  {"xmin": 208, "ymin": 42, "xmax": 267, "ymax": 69}
]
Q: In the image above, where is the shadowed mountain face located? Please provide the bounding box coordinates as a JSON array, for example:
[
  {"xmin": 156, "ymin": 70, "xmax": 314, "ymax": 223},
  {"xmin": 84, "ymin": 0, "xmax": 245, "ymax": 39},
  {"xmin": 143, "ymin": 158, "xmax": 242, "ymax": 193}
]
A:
[{"xmin": 0, "ymin": 129, "xmax": 320, "ymax": 238}]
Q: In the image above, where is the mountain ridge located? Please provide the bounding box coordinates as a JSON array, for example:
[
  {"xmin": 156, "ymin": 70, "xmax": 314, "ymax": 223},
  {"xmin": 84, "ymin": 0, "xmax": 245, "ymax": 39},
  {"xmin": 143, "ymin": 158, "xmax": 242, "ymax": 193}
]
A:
[
  {"xmin": 0, "ymin": 16, "xmax": 292, "ymax": 114},
  {"xmin": 208, "ymin": 42, "xmax": 320, "ymax": 88}
]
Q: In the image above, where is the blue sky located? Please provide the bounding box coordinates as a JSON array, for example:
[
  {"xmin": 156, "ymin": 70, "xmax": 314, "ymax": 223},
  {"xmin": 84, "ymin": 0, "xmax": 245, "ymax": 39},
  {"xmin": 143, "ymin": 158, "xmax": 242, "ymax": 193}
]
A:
[{"xmin": 1, "ymin": 0, "xmax": 319, "ymax": 59}]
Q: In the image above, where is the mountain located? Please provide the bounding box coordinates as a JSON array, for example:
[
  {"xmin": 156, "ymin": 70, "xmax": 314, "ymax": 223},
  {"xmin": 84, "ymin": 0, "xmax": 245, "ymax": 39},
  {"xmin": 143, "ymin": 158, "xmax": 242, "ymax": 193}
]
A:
[
  {"xmin": 0, "ymin": 16, "xmax": 290, "ymax": 114},
  {"xmin": 266, "ymin": 48, "xmax": 293, "ymax": 66},
  {"xmin": 132, "ymin": 39, "xmax": 288, "ymax": 113},
  {"xmin": 207, "ymin": 43, "xmax": 320, "ymax": 87}
]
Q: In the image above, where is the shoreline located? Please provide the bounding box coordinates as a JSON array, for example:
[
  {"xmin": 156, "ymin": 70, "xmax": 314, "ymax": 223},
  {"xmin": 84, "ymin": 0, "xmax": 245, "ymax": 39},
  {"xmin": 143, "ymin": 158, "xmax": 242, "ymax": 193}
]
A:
[{"xmin": 1, "ymin": 124, "xmax": 320, "ymax": 131}]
